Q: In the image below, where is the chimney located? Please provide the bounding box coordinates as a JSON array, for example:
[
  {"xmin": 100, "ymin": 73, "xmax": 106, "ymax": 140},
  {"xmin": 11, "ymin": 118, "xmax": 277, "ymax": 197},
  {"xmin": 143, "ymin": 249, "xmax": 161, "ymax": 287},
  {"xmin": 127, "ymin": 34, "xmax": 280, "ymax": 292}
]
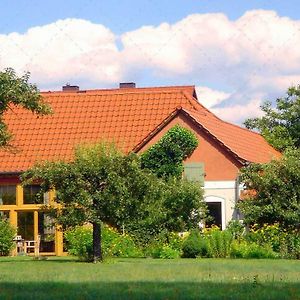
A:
[
  {"xmin": 119, "ymin": 82, "xmax": 136, "ymax": 89},
  {"xmin": 62, "ymin": 84, "xmax": 79, "ymax": 92}
]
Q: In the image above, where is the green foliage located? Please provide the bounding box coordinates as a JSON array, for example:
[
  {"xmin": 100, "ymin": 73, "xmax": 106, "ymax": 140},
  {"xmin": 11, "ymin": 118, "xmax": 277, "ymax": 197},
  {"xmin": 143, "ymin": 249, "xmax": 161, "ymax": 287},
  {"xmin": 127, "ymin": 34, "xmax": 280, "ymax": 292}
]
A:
[
  {"xmin": 0, "ymin": 68, "xmax": 52, "ymax": 147},
  {"xmin": 143, "ymin": 231, "xmax": 183, "ymax": 259},
  {"xmin": 24, "ymin": 141, "xmax": 205, "ymax": 261},
  {"xmin": 119, "ymin": 178, "xmax": 205, "ymax": 246},
  {"xmin": 206, "ymin": 227, "xmax": 233, "ymax": 258},
  {"xmin": 0, "ymin": 217, "xmax": 16, "ymax": 256},
  {"xmin": 244, "ymin": 85, "xmax": 300, "ymax": 151},
  {"xmin": 155, "ymin": 245, "xmax": 181, "ymax": 259},
  {"xmin": 101, "ymin": 225, "xmax": 143, "ymax": 258},
  {"xmin": 64, "ymin": 225, "xmax": 142, "ymax": 261},
  {"xmin": 247, "ymin": 224, "xmax": 300, "ymax": 259},
  {"xmin": 238, "ymin": 149, "xmax": 300, "ymax": 230},
  {"xmin": 182, "ymin": 230, "xmax": 208, "ymax": 258},
  {"xmin": 64, "ymin": 226, "xmax": 93, "ymax": 261},
  {"xmin": 141, "ymin": 125, "xmax": 198, "ymax": 178},
  {"xmin": 226, "ymin": 220, "xmax": 245, "ymax": 241},
  {"xmin": 230, "ymin": 241, "xmax": 277, "ymax": 259}
]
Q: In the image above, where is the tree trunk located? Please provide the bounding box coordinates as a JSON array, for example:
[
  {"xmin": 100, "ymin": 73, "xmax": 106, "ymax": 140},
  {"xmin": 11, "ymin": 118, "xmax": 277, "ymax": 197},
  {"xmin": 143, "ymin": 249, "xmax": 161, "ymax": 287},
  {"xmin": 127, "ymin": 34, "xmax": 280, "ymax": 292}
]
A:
[{"xmin": 92, "ymin": 221, "xmax": 102, "ymax": 262}]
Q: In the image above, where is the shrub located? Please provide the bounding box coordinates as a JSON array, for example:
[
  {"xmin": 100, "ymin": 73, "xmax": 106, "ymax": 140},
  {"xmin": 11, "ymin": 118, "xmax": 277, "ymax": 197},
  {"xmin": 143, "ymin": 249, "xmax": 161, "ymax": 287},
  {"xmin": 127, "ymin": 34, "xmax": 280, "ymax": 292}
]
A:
[
  {"xmin": 182, "ymin": 230, "xmax": 208, "ymax": 258},
  {"xmin": 146, "ymin": 243, "xmax": 181, "ymax": 259},
  {"xmin": 205, "ymin": 227, "xmax": 233, "ymax": 258},
  {"xmin": 101, "ymin": 225, "xmax": 143, "ymax": 258},
  {"xmin": 64, "ymin": 226, "xmax": 93, "ymax": 261},
  {"xmin": 230, "ymin": 241, "xmax": 277, "ymax": 259},
  {"xmin": 226, "ymin": 220, "xmax": 245, "ymax": 241},
  {"xmin": 143, "ymin": 232, "xmax": 183, "ymax": 259},
  {"xmin": 246, "ymin": 224, "xmax": 300, "ymax": 259},
  {"xmin": 64, "ymin": 225, "xmax": 142, "ymax": 261},
  {"xmin": 0, "ymin": 217, "xmax": 16, "ymax": 256}
]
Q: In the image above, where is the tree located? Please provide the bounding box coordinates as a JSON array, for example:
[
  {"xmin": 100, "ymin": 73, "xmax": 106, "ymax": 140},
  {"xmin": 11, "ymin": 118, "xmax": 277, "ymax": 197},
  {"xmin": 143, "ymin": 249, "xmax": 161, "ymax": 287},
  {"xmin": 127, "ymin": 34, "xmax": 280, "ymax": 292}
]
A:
[
  {"xmin": 23, "ymin": 142, "xmax": 205, "ymax": 262},
  {"xmin": 237, "ymin": 148, "xmax": 300, "ymax": 230},
  {"xmin": 141, "ymin": 124, "xmax": 199, "ymax": 178},
  {"xmin": 0, "ymin": 68, "xmax": 51, "ymax": 146},
  {"xmin": 244, "ymin": 85, "xmax": 300, "ymax": 151}
]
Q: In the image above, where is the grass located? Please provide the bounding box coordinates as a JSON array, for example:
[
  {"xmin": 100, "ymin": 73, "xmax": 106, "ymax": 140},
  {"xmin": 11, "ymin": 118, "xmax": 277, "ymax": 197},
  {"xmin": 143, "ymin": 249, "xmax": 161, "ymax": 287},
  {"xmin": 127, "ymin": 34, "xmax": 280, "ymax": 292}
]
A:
[{"xmin": 0, "ymin": 257, "xmax": 299, "ymax": 299}]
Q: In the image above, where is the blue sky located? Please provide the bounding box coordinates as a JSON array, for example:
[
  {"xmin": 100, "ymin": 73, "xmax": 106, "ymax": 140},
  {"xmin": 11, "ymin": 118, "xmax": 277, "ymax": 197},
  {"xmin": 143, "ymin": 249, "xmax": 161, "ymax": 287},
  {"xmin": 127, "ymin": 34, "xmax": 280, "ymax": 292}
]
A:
[{"xmin": 0, "ymin": 0, "xmax": 299, "ymax": 123}]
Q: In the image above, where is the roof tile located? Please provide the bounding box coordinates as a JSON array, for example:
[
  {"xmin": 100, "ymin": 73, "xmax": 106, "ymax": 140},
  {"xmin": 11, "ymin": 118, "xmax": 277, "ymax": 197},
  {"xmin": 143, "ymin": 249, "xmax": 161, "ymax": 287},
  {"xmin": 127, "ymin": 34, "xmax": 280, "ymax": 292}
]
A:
[{"xmin": 0, "ymin": 85, "xmax": 279, "ymax": 173}]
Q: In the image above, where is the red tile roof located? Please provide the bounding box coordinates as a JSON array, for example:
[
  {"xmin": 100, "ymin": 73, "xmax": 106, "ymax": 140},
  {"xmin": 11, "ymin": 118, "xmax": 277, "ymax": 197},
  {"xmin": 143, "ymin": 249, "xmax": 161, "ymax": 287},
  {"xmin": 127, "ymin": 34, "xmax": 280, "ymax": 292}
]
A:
[{"xmin": 0, "ymin": 85, "xmax": 279, "ymax": 173}]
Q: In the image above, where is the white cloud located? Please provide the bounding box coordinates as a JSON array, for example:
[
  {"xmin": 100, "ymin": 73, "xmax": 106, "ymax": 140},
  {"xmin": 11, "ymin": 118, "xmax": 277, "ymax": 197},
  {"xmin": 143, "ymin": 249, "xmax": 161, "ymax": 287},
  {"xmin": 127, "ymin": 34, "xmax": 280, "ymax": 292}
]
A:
[
  {"xmin": 0, "ymin": 19, "xmax": 122, "ymax": 87},
  {"xmin": 212, "ymin": 98, "xmax": 264, "ymax": 124},
  {"xmin": 0, "ymin": 10, "xmax": 300, "ymax": 123},
  {"xmin": 195, "ymin": 86, "xmax": 231, "ymax": 108}
]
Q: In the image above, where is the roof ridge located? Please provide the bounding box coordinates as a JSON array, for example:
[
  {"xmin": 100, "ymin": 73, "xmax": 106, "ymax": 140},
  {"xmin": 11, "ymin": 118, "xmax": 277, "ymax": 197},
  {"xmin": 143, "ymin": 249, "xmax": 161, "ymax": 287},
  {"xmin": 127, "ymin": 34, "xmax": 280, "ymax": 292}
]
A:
[
  {"xmin": 41, "ymin": 89, "xmax": 192, "ymax": 97},
  {"xmin": 41, "ymin": 85, "xmax": 195, "ymax": 95},
  {"xmin": 181, "ymin": 90, "xmax": 264, "ymax": 137},
  {"xmin": 179, "ymin": 108, "xmax": 246, "ymax": 163}
]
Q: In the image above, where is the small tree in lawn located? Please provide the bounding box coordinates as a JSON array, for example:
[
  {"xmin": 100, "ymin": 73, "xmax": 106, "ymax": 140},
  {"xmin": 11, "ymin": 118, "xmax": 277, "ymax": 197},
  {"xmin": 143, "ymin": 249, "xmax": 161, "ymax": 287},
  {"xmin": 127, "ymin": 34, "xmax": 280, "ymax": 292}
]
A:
[
  {"xmin": 0, "ymin": 68, "xmax": 51, "ymax": 147},
  {"xmin": 23, "ymin": 143, "xmax": 167, "ymax": 262},
  {"xmin": 238, "ymin": 148, "xmax": 300, "ymax": 230}
]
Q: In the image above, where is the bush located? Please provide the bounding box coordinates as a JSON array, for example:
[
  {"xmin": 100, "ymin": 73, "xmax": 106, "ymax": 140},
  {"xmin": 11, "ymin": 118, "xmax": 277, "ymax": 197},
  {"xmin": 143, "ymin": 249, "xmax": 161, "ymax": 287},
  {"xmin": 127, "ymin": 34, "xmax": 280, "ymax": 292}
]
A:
[
  {"xmin": 247, "ymin": 224, "xmax": 300, "ymax": 259},
  {"xmin": 230, "ymin": 241, "xmax": 277, "ymax": 259},
  {"xmin": 146, "ymin": 243, "xmax": 181, "ymax": 259},
  {"xmin": 143, "ymin": 232, "xmax": 183, "ymax": 259},
  {"xmin": 0, "ymin": 217, "xmax": 16, "ymax": 256},
  {"xmin": 205, "ymin": 227, "xmax": 233, "ymax": 258},
  {"xmin": 64, "ymin": 226, "xmax": 93, "ymax": 261},
  {"xmin": 182, "ymin": 230, "xmax": 208, "ymax": 258},
  {"xmin": 64, "ymin": 225, "xmax": 142, "ymax": 261},
  {"xmin": 226, "ymin": 220, "xmax": 245, "ymax": 241},
  {"xmin": 101, "ymin": 225, "xmax": 143, "ymax": 258},
  {"xmin": 284, "ymin": 231, "xmax": 300, "ymax": 259}
]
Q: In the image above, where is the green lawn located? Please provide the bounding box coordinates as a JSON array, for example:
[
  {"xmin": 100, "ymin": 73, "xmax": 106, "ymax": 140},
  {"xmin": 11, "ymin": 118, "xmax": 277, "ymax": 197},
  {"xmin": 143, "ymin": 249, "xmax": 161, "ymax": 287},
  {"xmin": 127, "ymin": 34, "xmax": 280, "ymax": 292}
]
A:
[{"xmin": 0, "ymin": 257, "xmax": 299, "ymax": 299}]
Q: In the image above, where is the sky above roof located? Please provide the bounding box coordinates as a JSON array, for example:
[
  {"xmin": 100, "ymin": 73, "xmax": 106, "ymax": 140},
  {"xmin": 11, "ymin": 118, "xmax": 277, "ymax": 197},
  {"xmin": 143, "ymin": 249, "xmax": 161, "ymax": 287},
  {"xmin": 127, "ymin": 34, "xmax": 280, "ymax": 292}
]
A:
[{"xmin": 0, "ymin": 0, "xmax": 299, "ymax": 124}]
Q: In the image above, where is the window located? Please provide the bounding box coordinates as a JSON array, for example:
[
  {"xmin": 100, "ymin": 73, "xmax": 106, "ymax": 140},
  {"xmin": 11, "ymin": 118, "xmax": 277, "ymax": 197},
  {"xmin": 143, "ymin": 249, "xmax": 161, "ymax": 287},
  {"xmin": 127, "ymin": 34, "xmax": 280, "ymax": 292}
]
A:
[
  {"xmin": 17, "ymin": 211, "xmax": 34, "ymax": 240},
  {"xmin": 0, "ymin": 185, "xmax": 16, "ymax": 205},
  {"xmin": 23, "ymin": 185, "xmax": 44, "ymax": 204},
  {"xmin": 38, "ymin": 212, "xmax": 55, "ymax": 252},
  {"xmin": 184, "ymin": 162, "xmax": 205, "ymax": 185}
]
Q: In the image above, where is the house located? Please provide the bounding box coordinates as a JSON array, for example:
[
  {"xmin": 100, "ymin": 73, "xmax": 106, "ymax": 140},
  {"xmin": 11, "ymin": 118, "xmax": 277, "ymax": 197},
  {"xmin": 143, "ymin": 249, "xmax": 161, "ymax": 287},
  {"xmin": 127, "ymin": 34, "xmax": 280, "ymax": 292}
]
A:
[{"xmin": 0, "ymin": 83, "xmax": 280, "ymax": 255}]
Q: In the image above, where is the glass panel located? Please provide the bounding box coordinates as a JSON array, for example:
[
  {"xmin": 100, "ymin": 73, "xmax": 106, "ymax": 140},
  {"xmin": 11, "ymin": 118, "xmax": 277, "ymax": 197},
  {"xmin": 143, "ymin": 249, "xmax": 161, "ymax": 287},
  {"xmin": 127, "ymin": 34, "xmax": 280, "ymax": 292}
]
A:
[
  {"xmin": 23, "ymin": 185, "xmax": 44, "ymax": 204},
  {"xmin": 206, "ymin": 202, "xmax": 222, "ymax": 229},
  {"xmin": 0, "ymin": 185, "xmax": 16, "ymax": 205},
  {"xmin": 38, "ymin": 212, "xmax": 55, "ymax": 252},
  {"xmin": 17, "ymin": 211, "xmax": 34, "ymax": 240}
]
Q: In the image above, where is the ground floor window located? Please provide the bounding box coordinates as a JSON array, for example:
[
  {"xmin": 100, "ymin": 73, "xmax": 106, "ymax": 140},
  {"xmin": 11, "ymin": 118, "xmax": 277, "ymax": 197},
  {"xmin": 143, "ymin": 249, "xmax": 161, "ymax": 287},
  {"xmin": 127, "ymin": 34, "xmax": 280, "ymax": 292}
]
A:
[
  {"xmin": 17, "ymin": 211, "xmax": 34, "ymax": 240},
  {"xmin": 38, "ymin": 212, "xmax": 55, "ymax": 253}
]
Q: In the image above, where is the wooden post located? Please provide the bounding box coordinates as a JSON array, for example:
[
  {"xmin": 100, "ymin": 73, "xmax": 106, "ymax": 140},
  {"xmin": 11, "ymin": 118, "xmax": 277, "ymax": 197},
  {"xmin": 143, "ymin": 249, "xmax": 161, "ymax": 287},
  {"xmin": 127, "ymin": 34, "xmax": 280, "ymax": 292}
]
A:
[
  {"xmin": 55, "ymin": 225, "xmax": 64, "ymax": 256},
  {"xmin": 16, "ymin": 184, "xmax": 23, "ymax": 206}
]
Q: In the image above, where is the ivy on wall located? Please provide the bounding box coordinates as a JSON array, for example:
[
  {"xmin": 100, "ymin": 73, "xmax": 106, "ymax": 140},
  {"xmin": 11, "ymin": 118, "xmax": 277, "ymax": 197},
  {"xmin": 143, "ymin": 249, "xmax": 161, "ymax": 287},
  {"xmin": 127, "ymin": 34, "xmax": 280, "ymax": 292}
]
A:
[{"xmin": 141, "ymin": 124, "xmax": 199, "ymax": 178}]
